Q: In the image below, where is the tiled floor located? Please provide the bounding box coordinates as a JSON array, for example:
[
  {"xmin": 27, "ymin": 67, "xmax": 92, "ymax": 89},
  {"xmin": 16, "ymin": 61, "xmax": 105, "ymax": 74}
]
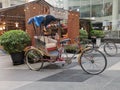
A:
[
  {"xmin": 40, "ymin": 69, "xmax": 93, "ymax": 82},
  {"xmin": 0, "ymin": 46, "xmax": 120, "ymax": 90}
]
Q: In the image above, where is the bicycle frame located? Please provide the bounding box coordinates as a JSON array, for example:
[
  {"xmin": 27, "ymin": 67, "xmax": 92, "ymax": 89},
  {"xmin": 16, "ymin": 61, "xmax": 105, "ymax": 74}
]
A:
[{"xmin": 89, "ymin": 38, "xmax": 118, "ymax": 56}]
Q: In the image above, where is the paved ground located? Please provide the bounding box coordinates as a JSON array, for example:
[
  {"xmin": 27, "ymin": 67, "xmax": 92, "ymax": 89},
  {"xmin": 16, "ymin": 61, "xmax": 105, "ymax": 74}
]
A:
[{"xmin": 0, "ymin": 45, "xmax": 120, "ymax": 90}]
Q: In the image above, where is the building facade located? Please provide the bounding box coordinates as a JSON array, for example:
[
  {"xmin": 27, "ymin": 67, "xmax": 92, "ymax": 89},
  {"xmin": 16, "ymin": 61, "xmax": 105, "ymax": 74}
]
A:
[
  {"xmin": 45, "ymin": 0, "xmax": 120, "ymax": 32},
  {"xmin": 1, "ymin": 0, "xmax": 120, "ymax": 31},
  {"xmin": 0, "ymin": 0, "xmax": 26, "ymax": 8}
]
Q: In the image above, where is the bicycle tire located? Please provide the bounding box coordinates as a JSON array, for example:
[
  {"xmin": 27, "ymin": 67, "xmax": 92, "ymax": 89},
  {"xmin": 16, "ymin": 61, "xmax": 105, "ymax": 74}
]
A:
[
  {"xmin": 104, "ymin": 42, "xmax": 117, "ymax": 56},
  {"xmin": 79, "ymin": 48, "xmax": 107, "ymax": 75},
  {"xmin": 25, "ymin": 49, "xmax": 44, "ymax": 71}
]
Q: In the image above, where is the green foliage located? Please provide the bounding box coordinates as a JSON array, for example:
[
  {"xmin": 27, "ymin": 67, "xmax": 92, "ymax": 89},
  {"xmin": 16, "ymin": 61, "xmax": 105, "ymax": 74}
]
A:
[
  {"xmin": 0, "ymin": 30, "xmax": 31, "ymax": 54},
  {"xmin": 64, "ymin": 45, "xmax": 77, "ymax": 53},
  {"xmin": 90, "ymin": 30, "xmax": 105, "ymax": 38},
  {"xmin": 79, "ymin": 30, "xmax": 88, "ymax": 40}
]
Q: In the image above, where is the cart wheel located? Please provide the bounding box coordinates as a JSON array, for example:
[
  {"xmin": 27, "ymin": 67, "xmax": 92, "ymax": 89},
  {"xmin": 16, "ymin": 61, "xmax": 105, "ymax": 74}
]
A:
[{"xmin": 25, "ymin": 49, "xmax": 44, "ymax": 71}]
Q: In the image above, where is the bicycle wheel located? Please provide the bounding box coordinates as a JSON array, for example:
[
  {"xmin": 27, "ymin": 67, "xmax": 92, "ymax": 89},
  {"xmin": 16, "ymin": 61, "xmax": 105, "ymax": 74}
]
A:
[
  {"xmin": 104, "ymin": 42, "xmax": 117, "ymax": 56},
  {"xmin": 79, "ymin": 48, "xmax": 107, "ymax": 75},
  {"xmin": 25, "ymin": 49, "xmax": 44, "ymax": 71}
]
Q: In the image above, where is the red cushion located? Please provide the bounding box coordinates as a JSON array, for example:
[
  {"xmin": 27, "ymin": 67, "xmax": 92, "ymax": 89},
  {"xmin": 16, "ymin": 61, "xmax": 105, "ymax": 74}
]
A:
[{"xmin": 47, "ymin": 47, "xmax": 57, "ymax": 51}]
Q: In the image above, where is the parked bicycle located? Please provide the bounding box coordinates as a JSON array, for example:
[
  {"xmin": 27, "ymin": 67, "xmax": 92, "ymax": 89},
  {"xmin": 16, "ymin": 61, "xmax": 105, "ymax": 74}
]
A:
[
  {"xmin": 24, "ymin": 15, "xmax": 107, "ymax": 75},
  {"xmin": 86, "ymin": 37, "xmax": 118, "ymax": 56}
]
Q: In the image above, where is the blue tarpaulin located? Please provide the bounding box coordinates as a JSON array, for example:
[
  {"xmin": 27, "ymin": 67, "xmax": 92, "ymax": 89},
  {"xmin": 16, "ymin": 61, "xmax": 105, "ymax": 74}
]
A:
[{"xmin": 28, "ymin": 15, "xmax": 57, "ymax": 27}]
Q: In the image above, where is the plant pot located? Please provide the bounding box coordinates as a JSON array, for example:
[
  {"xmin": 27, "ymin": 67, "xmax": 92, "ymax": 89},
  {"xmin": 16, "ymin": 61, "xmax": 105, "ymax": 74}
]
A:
[
  {"xmin": 91, "ymin": 36, "xmax": 96, "ymax": 44},
  {"xmin": 96, "ymin": 38, "xmax": 101, "ymax": 46},
  {"xmin": 10, "ymin": 51, "xmax": 25, "ymax": 65}
]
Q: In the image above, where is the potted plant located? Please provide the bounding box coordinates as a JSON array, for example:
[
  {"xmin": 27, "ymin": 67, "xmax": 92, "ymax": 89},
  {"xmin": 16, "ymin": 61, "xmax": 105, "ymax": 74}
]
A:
[
  {"xmin": 64, "ymin": 45, "xmax": 80, "ymax": 54},
  {"xmin": 90, "ymin": 30, "xmax": 105, "ymax": 38},
  {"xmin": 90, "ymin": 30, "xmax": 105, "ymax": 46},
  {"xmin": 0, "ymin": 30, "xmax": 31, "ymax": 65},
  {"xmin": 79, "ymin": 29, "xmax": 88, "ymax": 41}
]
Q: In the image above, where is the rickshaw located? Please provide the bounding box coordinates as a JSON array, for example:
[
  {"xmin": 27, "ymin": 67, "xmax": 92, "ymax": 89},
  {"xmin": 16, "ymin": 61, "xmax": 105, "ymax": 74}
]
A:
[{"xmin": 24, "ymin": 15, "xmax": 107, "ymax": 75}]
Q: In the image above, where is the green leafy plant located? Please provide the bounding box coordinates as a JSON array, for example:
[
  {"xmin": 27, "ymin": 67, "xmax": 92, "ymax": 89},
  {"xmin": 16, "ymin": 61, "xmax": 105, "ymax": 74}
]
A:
[
  {"xmin": 79, "ymin": 29, "xmax": 88, "ymax": 41},
  {"xmin": 64, "ymin": 45, "xmax": 80, "ymax": 53},
  {"xmin": 90, "ymin": 30, "xmax": 105, "ymax": 38},
  {"xmin": 0, "ymin": 30, "xmax": 31, "ymax": 54}
]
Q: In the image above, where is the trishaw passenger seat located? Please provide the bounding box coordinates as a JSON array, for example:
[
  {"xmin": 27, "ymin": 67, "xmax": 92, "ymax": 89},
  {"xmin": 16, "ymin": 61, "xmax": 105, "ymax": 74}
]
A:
[{"xmin": 36, "ymin": 36, "xmax": 57, "ymax": 51}]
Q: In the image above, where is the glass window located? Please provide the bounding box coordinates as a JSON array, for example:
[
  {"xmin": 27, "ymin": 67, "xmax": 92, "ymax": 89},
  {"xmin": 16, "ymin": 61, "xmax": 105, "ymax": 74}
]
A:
[
  {"xmin": 103, "ymin": 2, "xmax": 112, "ymax": 16},
  {"xmin": 80, "ymin": 5, "xmax": 90, "ymax": 18}
]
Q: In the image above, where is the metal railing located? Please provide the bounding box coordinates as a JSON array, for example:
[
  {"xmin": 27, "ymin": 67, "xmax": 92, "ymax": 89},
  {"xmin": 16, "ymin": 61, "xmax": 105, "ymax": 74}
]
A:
[{"xmin": 104, "ymin": 30, "xmax": 120, "ymax": 39}]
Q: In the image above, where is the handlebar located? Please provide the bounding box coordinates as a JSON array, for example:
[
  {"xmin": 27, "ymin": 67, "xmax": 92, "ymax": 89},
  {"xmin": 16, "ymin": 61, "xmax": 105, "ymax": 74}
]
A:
[{"xmin": 60, "ymin": 38, "xmax": 71, "ymax": 45}]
